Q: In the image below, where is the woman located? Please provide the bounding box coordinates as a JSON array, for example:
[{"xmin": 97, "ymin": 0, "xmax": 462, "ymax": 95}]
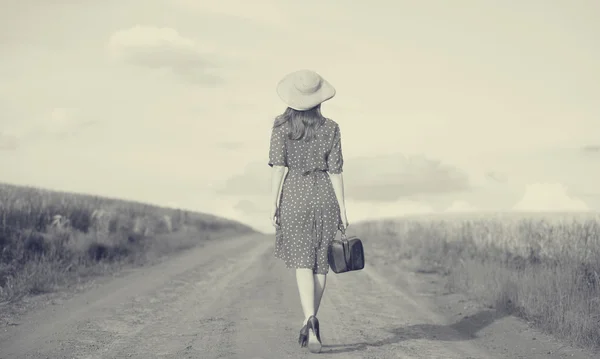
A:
[{"xmin": 268, "ymin": 69, "xmax": 349, "ymax": 353}]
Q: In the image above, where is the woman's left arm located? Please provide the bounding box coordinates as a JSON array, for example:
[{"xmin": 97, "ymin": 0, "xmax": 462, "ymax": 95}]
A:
[
  {"xmin": 271, "ymin": 166, "xmax": 286, "ymax": 207},
  {"xmin": 268, "ymin": 124, "xmax": 288, "ymax": 225}
]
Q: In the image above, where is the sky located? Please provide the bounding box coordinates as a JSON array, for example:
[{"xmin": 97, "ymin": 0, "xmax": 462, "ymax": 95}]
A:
[{"xmin": 1, "ymin": 0, "xmax": 599, "ymax": 233}]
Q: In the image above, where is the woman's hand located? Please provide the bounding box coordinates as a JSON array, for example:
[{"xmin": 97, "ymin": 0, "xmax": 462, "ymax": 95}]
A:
[{"xmin": 271, "ymin": 205, "xmax": 279, "ymax": 228}]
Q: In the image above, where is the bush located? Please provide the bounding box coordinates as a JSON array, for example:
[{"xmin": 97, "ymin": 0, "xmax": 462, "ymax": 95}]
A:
[{"xmin": 0, "ymin": 182, "xmax": 255, "ymax": 303}]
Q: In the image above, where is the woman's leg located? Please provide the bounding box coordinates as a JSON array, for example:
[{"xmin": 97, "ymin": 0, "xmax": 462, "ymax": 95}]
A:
[
  {"xmin": 313, "ymin": 274, "xmax": 327, "ymax": 315},
  {"xmin": 296, "ymin": 268, "xmax": 315, "ymax": 324}
]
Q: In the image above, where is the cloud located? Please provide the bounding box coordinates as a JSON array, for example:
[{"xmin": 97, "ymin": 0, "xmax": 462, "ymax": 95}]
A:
[
  {"xmin": 48, "ymin": 108, "xmax": 96, "ymax": 135},
  {"xmin": 218, "ymin": 161, "xmax": 269, "ymax": 196},
  {"xmin": 228, "ymin": 197, "xmax": 272, "ymax": 233},
  {"xmin": 28, "ymin": 108, "xmax": 97, "ymax": 138},
  {"xmin": 0, "ymin": 133, "xmax": 18, "ymax": 150},
  {"xmin": 345, "ymin": 199, "xmax": 435, "ymax": 221},
  {"xmin": 582, "ymin": 145, "xmax": 600, "ymax": 153},
  {"xmin": 343, "ymin": 154, "xmax": 471, "ymax": 202},
  {"xmin": 1, "ymin": 108, "xmax": 96, "ymax": 145},
  {"xmin": 218, "ymin": 154, "xmax": 471, "ymax": 202},
  {"xmin": 486, "ymin": 171, "xmax": 508, "ymax": 183},
  {"xmin": 512, "ymin": 183, "xmax": 590, "ymax": 212},
  {"xmin": 106, "ymin": 25, "xmax": 222, "ymax": 85},
  {"xmin": 445, "ymin": 200, "xmax": 478, "ymax": 212},
  {"xmin": 231, "ymin": 196, "xmax": 436, "ymax": 234},
  {"xmin": 234, "ymin": 199, "xmax": 266, "ymax": 215}
]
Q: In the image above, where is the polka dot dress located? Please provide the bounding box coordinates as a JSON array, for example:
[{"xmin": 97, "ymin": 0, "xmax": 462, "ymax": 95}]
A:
[{"xmin": 268, "ymin": 118, "xmax": 344, "ymax": 275}]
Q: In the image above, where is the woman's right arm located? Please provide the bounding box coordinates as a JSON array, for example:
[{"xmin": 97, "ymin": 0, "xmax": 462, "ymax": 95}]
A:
[
  {"xmin": 327, "ymin": 123, "xmax": 347, "ymax": 225},
  {"xmin": 329, "ymin": 173, "xmax": 346, "ymax": 214}
]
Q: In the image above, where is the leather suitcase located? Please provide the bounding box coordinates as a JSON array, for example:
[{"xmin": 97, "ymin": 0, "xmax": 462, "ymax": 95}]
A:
[{"xmin": 328, "ymin": 232, "xmax": 365, "ymax": 274}]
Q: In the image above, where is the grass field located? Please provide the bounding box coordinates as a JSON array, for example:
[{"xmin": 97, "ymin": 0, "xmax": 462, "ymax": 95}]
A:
[
  {"xmin": 3, "ymin": 181, "xmax": 599, "ymax": 352},
  {"xmin": 352, "ymin": 212, "xmax": 600, "ymax": 352},
  {"xmin": 0, "ymin": 182, "xmax": 256, "ymax": 305}
]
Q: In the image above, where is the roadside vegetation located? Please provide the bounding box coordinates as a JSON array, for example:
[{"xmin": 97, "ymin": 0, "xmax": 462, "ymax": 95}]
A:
[
  {"xmin": 354, "ymin": 212, "xmax": 600, "ymax": 352},
  {"xmin": 0, "ymin": 182, "xmax": 255, "ymax": 305}
]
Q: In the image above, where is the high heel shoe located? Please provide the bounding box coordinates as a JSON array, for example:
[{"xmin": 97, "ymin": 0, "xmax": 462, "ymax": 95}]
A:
[
  {"xmin": 306, "ymin": 316, "xmax": 322, "ymax": 353},
  {"xmin": 298, "ymin": 324, "xmax": 308, "ymax": 347}
]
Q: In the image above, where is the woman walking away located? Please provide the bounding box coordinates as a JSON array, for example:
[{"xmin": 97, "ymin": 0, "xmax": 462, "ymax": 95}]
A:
[{"xmin": 268, "ymin": 69, "xmax": 349, "ymax": 353}]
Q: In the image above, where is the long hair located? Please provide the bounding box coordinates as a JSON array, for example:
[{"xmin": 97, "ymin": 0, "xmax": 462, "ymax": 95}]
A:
[{"xmin": 273, "ymin": 104, "xmax": 327, "ymax": 142}]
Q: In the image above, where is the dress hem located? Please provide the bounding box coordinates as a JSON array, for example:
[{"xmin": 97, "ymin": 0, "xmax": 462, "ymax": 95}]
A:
[{"xmin": 273, "ymin": 252, "xmax": 330, "ymax": 275}]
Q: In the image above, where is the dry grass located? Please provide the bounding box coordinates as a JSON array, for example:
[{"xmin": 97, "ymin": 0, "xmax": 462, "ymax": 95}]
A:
[
  {"xmin": 353, "ymin": 212, "xmax": 600, "ymax": 352},
  {"xmin": 0, "ymin": 182, "xmax": 255, "ymax": 304}
]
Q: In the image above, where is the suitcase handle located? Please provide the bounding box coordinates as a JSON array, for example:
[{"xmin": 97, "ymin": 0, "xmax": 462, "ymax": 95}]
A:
[{"xmin": 339, "ymin": 221, "xmax": 349, "ymax": 241}]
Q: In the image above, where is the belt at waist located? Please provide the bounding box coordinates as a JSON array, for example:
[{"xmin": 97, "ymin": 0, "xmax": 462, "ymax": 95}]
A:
[
  {"xmin": 287, "ymin": 168, "xmax": 327, "ymax": 175},
  {"xmin": 303, "ymin": 169, "xmax": 326, "ymax": 177},
  {"xmin": 300, "ymin": 168, "xmax": 326, "ymax": 186}
]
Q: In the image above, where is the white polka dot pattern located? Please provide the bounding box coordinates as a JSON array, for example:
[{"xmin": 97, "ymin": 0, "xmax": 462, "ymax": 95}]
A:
[{"xmin": 268, "ymin": 118, "xmax": 344, "ymax": 274}]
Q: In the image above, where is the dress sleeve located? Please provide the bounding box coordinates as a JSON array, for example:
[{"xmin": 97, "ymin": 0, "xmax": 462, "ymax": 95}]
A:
[
  {"xmin": 327, "ymin": 124, "xmax": 344, "ymax": 174},
  {"xmin": 268, "ymin": 124, "xmax": 287, "ymax": 167}
]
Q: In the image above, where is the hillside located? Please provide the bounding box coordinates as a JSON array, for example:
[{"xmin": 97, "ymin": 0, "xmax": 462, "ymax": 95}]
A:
[{"xmin": 0, "ymin": 182, "xmax": 256, "ymax": 305}]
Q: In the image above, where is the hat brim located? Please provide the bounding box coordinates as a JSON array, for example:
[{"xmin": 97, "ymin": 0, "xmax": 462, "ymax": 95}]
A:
[{"xmin": 276, "ymin": 72, "xmax": 336, "ymax": 111}]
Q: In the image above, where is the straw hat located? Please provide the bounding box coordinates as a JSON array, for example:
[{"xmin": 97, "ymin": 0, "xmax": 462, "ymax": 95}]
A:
[{"xmin": 276, "ymin": 69, "xmax": 336, "ymax": 111}]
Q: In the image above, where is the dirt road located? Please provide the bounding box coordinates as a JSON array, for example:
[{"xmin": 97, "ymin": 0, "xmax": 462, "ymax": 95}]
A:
[{"xmin": 0, "ymin": 233, "xmax": 596, "ymax": 359}]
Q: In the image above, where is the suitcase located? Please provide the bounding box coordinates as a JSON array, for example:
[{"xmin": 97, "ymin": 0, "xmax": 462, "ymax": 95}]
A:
[{"xmin": 328, "ymin": 229, "xmax": 365, "ymax": 274}]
